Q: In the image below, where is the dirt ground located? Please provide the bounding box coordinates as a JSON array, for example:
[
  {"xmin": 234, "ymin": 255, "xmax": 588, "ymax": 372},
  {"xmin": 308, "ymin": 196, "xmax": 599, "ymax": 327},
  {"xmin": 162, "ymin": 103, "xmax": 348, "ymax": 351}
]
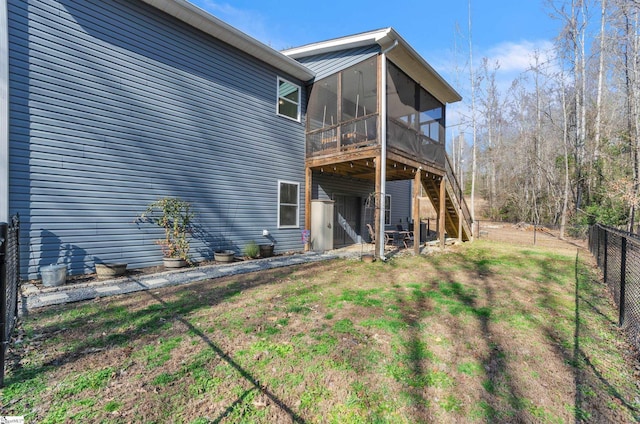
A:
[{"xmin": 475, "ymin": 221, "xmax": 587, "ymax": 252}]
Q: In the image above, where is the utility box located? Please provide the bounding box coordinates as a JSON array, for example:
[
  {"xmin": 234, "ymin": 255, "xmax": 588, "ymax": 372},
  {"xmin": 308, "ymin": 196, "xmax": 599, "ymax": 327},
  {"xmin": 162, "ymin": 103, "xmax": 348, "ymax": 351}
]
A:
[{"xmin": 310, "ymin": 200, "xmax": 334, "ymax": 252}]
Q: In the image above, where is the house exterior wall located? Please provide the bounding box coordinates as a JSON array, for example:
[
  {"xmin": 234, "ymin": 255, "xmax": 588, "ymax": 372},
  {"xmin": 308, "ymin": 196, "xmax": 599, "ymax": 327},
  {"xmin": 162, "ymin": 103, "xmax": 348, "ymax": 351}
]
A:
[
  {"xmin": 0, "ymin": 0, "xmax": 8, "ymax": 223},
  {"xmin": 312, "ymin": 173, "xmax": 413, "ymax": 243},
  {"xmin": 8, "ymin": 0, "xmax": 307, "ymax": 278},
  {"xmin": 386, "ymin": 180, "xmax": 412, "ymax": 230}
]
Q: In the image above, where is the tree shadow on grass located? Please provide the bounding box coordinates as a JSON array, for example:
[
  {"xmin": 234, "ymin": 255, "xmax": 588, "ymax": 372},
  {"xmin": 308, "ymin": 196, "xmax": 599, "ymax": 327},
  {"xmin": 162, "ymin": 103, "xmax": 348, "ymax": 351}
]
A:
[
  {"xmin": 4, "ymin": 263, "xmax": 323, "ymax": 423},
  {"xmin": 541, "ymin": 250, "xmax": 640, "ymax": 423},
  {"xmin": 393, "ymin": 284, "xmax": 432, "ymax": 420},
  {"xmin": 425, "ymin": 248, "xmax": 532, "ymax": 422},
  {"xmin": 386, "ymin": 248, "xmax": 523, "ymax": 422},
  {"xmin": 140, "ymin": 288, "xmax": 306, "ymax": 423}
]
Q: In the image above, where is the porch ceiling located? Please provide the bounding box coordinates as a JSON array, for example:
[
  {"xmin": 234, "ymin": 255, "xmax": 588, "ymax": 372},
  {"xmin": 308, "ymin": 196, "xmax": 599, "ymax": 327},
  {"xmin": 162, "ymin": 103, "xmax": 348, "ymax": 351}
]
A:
[{"xmin": 306, "ymin": 148, "xmax": 444, "ymax": 182}]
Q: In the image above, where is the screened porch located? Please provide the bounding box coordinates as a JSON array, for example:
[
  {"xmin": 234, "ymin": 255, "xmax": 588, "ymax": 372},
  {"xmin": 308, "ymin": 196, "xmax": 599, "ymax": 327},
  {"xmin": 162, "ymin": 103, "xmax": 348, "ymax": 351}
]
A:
[{"xmin": 306, "ymin": 56, "xmax": 447, "ymax": 171}]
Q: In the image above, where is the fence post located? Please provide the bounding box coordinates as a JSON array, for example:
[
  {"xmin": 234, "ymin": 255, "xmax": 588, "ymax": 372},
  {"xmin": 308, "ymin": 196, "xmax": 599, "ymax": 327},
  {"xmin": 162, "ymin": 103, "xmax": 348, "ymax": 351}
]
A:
[
  {"xmin": 596, "ymin": 226, "xmax": 601, "ymax": 266},
  {"xmin": 619, "ymin": 236, "xmax": 627, "ymax": 327},
  {"xmin": 603, "ymin": 229, "xmax": 608, "ymax": 285}
]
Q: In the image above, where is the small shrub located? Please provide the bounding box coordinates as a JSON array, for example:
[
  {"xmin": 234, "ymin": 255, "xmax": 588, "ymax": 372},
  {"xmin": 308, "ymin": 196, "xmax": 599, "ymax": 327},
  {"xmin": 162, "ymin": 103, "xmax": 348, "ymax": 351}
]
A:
[{"xmin": 243, "ymin": 240, "xmax": 260, "ymax": 259}]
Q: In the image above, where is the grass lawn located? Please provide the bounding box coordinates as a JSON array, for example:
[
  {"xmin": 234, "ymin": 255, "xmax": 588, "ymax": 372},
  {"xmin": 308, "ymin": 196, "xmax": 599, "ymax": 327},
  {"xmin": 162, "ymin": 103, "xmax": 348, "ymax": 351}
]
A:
[{"xmin": 2, "ymin": 239, "xmax": 639, "ymax": 423}]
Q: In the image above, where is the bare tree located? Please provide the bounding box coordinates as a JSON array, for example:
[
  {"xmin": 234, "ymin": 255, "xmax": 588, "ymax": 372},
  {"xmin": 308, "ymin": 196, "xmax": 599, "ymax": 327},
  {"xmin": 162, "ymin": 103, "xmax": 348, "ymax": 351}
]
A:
[
  {"xmin": 593, "ymin": 0, "xmax": 607, "ymax": 163},
  {"xmin": 478, "ymin": 58, "xmax": 502, "ymax": 218},
  {"xmin": 468, "ymin": 0, "xmax": 478, "ymax": 228},
  {"xmin": 560, "ymin": 67, "xmax": 572, "ymax": 239}
]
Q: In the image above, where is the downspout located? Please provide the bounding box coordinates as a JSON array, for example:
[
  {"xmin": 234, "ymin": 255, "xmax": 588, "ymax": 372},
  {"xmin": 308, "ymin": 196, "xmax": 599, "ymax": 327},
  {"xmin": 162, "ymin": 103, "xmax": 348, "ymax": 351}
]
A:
[
  {"xmin": 0, "ymin": 0, "xmax": 8, "ymax": 223},
  {"xmin": 378, "ymin": 39, "xmax": 398, "ymax": 260}
]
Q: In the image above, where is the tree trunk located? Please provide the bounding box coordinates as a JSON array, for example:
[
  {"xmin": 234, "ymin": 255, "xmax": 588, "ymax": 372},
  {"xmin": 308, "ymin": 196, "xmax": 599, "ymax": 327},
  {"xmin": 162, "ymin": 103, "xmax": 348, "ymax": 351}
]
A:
[
  {"xmin": 560, "ymin": 71, "xmax": 571, "ymax": 239},
  {"xmin": 468, "ymin": 0, "xmax": 478, "ymax": 228}
]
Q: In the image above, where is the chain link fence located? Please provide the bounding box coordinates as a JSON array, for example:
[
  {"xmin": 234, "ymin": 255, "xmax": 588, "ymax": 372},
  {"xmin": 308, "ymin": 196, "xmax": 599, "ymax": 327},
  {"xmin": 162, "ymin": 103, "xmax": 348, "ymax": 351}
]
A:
[
  {"xmin": 474, "ymin": 220, "xmax": 580, "ymax": 251},
  {"xmin": 589, "ymin": 224, "xmax": 640, "ymax": 348},
  {"xmin": 1, "ymin": 214, "xmax": 20, "ymax": 387}
]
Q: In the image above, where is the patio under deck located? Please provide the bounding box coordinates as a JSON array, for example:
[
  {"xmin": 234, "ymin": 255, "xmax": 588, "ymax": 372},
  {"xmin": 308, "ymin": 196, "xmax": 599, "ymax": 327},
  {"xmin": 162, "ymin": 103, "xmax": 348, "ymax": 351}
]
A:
[
  {"xmin": 301, "ymin": 48, "xmax": 469, "ymax": 256},
  {"xmin": 304, "ymin": 142, "xmax": 472, "ymax": 257}
]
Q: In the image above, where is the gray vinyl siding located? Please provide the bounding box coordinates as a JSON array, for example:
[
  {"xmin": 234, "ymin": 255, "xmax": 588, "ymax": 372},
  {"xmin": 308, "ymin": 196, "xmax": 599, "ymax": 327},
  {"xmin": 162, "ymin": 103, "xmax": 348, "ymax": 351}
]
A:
[
  {"xmin": 313, "ymin": 172, "xmax": 374, "ymax": 242},
  {"xmin": 312, "ymin": 174, "xmax": 413, "ymax": 242},
  {"xmin": 386, "ymin": 180, "xmax": 413, "ymax": 230},
  {"xmin": 293, "ymin": 46, "xmax": 380, "ymax": 81},
  {"xmin": 9, "ymin": 0, "xmax": 308, "ymax": 278},
  {"xmin": 313, "ymin": 172, "xmax": 374, "ymax": 203}
]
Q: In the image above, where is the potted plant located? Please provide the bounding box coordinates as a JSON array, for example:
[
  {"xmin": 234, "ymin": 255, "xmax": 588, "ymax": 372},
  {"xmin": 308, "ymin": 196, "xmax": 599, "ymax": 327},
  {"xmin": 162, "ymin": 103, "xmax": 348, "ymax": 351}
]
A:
[
  {"xmin": 136, "ymin": 197, "xmax": 195, "ymax": 268},
  {"xmin": 214, "ymin": 249, "xmax": 235, "ymax": 263},
  {"xmin": 243, "ymin": 240, "xmax": 260, "ymax": 259},
  {"xmin": 259, "ymin": 243, "xmax": 274, "ymax": 258},
  {"xmin": 95, "ymin": 262, "xmax": 127, "ymax": 279}
]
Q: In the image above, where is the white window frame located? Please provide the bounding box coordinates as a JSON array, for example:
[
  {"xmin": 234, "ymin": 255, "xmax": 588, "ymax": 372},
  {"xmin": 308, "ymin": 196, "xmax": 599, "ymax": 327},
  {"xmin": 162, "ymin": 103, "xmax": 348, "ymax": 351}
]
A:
[
  {"xmin": 276, "ymin": 77, "xmax": 301, "ymax": 122},
  {"xmin": 385, "ymin": 195, "xmax": 392, "ymax": 226},
  {"xmin": 277, "ymin": 180, "xmax": 300, "ymax": 228}
]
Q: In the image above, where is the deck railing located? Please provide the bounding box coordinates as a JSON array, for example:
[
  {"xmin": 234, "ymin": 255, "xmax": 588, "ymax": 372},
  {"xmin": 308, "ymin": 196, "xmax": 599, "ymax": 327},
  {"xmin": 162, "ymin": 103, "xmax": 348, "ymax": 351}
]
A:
[
  {"xmin": 306, "ymin": 115, "xmax": 378, "ymax": 157},
  {"xmin": 387, "ymin": 119, "xmax": 445, "ymax": 168},
  {"xmin": 444, "ymin": 155, "xmax": 472, "ymax": 232},
  {"xmin": 306, "ymin": 114, "xmax": 447, "ymax": 171}
]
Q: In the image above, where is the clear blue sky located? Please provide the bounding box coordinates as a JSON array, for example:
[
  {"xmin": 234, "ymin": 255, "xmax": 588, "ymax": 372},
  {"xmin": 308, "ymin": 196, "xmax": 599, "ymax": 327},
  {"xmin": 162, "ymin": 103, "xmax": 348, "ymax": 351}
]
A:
[
  {"xmin": 189, "ymin": 0, "xmax": 563, "ymax": 132},
  {"xmin": 190, "ymin": 0, "xmax": 560, "ymax": 79}
]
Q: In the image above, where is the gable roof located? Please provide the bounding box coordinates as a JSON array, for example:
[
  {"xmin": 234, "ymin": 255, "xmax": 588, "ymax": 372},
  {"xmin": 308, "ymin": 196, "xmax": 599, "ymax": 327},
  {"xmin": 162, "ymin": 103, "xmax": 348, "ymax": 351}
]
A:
[
  {"xmin": 282, "ymin": 28, "xmax": 462, "ymax": 104},
  {"xmin": 292, "ymin": 45, "xmax": 380, "ymax": 81},
  {"xmin": 140, "ymin": 0, "xmax": 315, "ymax": 82}
]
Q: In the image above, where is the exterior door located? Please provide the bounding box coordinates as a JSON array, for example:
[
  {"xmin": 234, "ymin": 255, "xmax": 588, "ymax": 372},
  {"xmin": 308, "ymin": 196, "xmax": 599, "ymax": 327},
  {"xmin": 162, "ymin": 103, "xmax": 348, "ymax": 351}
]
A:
[{"xmin": 333, "ymin": 195, "xmax": 361, "ymax": 247}]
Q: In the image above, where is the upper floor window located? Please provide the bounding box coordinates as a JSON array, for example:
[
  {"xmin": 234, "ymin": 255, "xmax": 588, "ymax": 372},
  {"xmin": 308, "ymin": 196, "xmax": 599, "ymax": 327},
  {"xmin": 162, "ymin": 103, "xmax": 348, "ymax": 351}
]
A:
[{"xmin": 277, "ymin": 77, "xmax": 301, "ymax": 121}]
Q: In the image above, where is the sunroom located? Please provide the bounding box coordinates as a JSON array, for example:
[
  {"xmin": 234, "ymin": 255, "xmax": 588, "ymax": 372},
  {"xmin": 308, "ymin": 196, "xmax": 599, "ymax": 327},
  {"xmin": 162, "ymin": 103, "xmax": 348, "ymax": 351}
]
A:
[{"xmin": 284, "ymin": 28, "xmax": 472, "ymax": 258}]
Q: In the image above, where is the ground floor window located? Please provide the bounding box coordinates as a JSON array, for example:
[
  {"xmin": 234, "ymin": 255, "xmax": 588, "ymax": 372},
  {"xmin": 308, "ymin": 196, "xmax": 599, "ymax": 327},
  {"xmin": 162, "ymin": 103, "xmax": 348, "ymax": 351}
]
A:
[
  {"xmin": 385, "ymin": 195, "xmax": 391, "ymax": 226},
  {"xmin": 278, "ymin": 180, "xmax": 300, "ymax": 228}
]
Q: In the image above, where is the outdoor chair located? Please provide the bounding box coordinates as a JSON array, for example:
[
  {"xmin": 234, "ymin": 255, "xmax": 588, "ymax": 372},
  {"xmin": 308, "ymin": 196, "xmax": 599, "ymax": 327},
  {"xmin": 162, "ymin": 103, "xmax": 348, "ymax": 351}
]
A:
[
  {"xmin": 395, "ymin": 224, "xmax": 413, "ymax": 248},
  {"xmin": 367, "ymin": 223, "xmax": 390, "ymax": 245}
]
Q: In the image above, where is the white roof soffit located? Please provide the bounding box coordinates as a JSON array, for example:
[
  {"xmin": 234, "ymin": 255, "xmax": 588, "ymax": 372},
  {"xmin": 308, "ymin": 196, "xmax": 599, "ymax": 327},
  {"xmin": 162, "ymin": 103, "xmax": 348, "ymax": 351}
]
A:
[
  {"xmin": 140, "ymin": 0, "xmax": 315, "ymax": 82},
  {"xmin": 283, "ymin": 28, "xmax": 462, "ymax": 104}
]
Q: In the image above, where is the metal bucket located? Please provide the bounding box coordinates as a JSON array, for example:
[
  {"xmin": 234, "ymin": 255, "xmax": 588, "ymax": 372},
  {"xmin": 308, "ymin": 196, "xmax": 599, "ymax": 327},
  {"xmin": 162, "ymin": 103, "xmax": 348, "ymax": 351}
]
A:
[{"xmin": 41, "ymin": 264, "xmax": 67, "ymax": 287}]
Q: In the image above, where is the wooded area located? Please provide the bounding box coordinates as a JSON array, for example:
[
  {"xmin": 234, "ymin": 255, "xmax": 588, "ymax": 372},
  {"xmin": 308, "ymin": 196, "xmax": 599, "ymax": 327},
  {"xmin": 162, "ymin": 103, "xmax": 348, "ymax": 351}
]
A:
[{"xmin": 456, "ymin": 0, "xmax": 640, "ymax": 237}]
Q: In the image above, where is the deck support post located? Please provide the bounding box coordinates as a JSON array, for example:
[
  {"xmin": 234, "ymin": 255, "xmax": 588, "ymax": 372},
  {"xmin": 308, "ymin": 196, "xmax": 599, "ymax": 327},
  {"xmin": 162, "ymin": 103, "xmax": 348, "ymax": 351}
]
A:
[
  {"xmin": 413, "ymin": 169, "xmax": 421, "ymax": 254},
  {"xmin": 304, "ymin": 166, "xmax": 312, "ymax": 251},
  {"xmin": 374, "ymin": 154, "xmax": 382, "ymax": 257}
]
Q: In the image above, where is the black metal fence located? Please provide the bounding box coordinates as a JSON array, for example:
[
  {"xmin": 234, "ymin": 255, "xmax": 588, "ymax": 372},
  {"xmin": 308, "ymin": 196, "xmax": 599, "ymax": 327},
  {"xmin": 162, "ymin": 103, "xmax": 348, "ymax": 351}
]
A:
[
  {"xmin": 1, "ymin": 214, "xmax": 20, "ymax": 387},
  {"xmin": 589, "ymin": 223, "xmax": 640, "ymax": 347}
]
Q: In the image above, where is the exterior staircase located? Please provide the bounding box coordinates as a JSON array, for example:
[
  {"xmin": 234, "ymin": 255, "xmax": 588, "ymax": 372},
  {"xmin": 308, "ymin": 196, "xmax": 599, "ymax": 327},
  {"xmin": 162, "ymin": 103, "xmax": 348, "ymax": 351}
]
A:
[{"xmin": 421, "ymin": 156, "xmax": 472, "ymax": 242}]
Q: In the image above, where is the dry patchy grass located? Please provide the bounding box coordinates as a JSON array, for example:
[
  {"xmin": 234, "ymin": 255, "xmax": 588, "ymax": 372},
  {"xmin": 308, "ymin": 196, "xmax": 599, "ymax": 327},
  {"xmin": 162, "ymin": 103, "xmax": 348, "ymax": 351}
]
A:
[{"xmin": 2, "ymin": 235, "xmax": 639, "ymax": 423}]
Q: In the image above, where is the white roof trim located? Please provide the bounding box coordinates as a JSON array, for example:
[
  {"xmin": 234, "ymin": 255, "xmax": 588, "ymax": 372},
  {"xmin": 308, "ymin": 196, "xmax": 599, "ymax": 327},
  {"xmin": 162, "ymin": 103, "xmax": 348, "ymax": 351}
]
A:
[
  {"xmin": 282, "ymin": 28, "xmax": 393, "ymax": 59},
  {"xmin": 282, "ymin": 28, "xmax": 461, "ymax": 104},
  {"xmin": 140, "ymin": 0, "xmax": 314, "ymax": 82}
]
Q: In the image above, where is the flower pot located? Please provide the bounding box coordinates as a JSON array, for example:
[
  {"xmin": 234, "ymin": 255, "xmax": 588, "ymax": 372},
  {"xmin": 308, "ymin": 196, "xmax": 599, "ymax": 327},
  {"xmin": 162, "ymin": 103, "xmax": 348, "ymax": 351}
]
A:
[
  {"xmin": 214, "ymin": 250, "xmax": 235, "ymax": 263},
  {"xmin": 259, "ymin": 244, "xmax": 274, "ymax": 258},
  {"xmin": 41, "ymin": 264, "xmax": 67, "ymax": 287},
  {"xmin": 361, "ymin": 254, "xmax": 375, "ymax": 263},
  {"xmin": 163, "ymin": 258, "xmax": 187, "ymax": 268},
  {"xmin": 95, "ymin": 263, "xmax": 127, "ymax": 279}
]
